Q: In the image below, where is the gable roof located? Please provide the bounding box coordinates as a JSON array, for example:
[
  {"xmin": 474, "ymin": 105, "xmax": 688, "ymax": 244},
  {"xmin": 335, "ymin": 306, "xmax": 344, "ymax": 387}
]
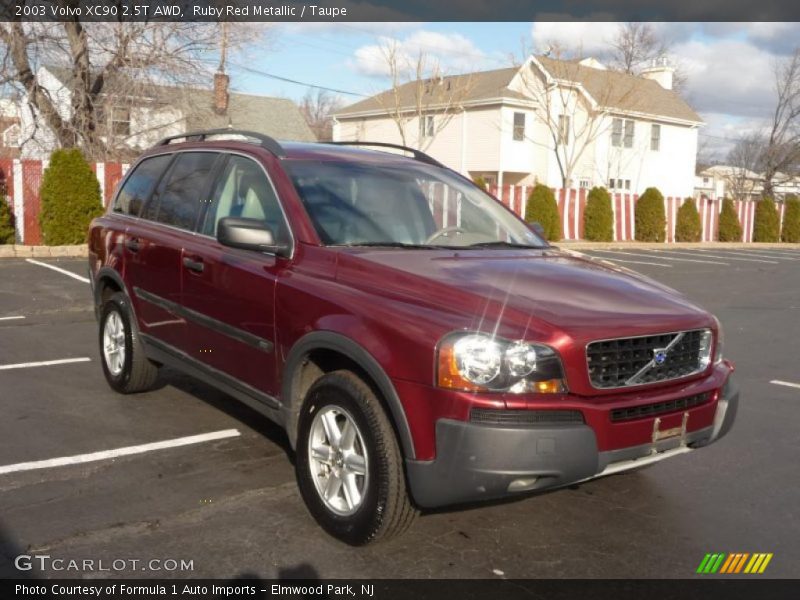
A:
[
  {"xmin": 336, "ymin": 66, "xmax": 524, "ymax": 117},
  {"xmin": 534, "ymin": 56, "xmax": 702, "ymax": 124},
  {"xmin": 42, "ymin": 66, "xmax": 315, "ymax": 142},
  {"xmin": 336, "ymin": 57, "xmax": 703, "ymax": 125}
]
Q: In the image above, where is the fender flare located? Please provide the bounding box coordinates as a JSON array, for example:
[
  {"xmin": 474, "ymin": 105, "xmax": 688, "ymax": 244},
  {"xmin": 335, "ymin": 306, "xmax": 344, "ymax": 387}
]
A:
[
  {"xmin": 93, "ymin": 268, "xmax": 131, "ymax": 315},
  {"xmin": 281, "ymin": 331, "xmax": 416, "ymax": 460}
]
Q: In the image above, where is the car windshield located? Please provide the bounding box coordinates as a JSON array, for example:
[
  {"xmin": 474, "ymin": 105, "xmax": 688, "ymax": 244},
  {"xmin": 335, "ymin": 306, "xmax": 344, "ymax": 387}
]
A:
[{"xmin": 284, "ymin": 159, "xmax": 547, "ymax": 248}]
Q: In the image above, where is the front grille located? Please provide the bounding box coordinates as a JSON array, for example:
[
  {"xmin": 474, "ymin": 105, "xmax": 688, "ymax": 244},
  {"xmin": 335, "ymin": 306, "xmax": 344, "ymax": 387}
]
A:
[
  {"xmin": 587, "ymin": 330, "xmax": 707, "ymax": 389},
  {"xmin": 610, "ymin": 392, "xmax": 711, "ymax": 422},
  {"xmin": 470, "ymin": 408, "xmax": 584, "ymax": 425}
]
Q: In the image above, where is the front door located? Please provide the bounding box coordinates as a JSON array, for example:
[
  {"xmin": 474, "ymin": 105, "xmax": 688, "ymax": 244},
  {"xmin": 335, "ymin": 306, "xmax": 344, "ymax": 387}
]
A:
[{"xmin": 180, "ymin": 153, "xmax": 292, "ymax": 398}]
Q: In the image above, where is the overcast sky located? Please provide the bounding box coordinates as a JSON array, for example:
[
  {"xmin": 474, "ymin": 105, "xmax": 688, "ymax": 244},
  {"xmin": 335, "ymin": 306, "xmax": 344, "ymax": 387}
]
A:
[{"xmin": 229, "ymin": 22, "xmax": 800, "ymax": 159}]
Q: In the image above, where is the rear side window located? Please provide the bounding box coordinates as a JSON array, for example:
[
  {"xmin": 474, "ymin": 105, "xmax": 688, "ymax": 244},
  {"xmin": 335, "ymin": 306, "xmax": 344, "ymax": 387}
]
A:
[
  {"xmin": 113, "ymin": 155, "xmax": 172, "ymax": 216},
  {"xmin": 143, "ymin": 152, "xmax": 219, "ymax": 230}
]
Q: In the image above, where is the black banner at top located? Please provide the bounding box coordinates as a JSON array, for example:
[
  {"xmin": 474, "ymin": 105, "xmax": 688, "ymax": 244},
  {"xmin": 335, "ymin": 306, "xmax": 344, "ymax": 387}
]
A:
[{"xmin": 1, "ymin": 0, "xmax": 800, "ymax": 22}]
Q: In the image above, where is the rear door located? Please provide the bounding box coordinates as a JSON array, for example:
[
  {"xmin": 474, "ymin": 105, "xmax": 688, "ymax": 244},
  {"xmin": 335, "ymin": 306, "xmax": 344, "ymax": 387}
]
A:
[
  {"xmin": 125, "ymin": 151, "xmax": 221, "ymax": 353},
  {"xmin": 180, "ymin": 153, "xmax": 292, "ymax": 399}
]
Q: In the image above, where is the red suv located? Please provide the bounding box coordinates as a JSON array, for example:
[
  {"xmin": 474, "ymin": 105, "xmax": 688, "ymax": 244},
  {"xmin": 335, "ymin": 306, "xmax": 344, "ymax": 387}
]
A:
[{"xmin": 88, "ymin": 130, "xmax": 738, "ymax": 545}]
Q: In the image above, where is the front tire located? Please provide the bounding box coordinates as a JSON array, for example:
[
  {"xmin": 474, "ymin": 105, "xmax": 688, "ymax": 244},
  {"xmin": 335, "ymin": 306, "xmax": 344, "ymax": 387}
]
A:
[
  {"xmin": 99, "ymin": 292, "xmax": 159, "ymax": 394},
  {"xmin": 295, "ymin": 370, "xmax": 418, "ymax": 545}
]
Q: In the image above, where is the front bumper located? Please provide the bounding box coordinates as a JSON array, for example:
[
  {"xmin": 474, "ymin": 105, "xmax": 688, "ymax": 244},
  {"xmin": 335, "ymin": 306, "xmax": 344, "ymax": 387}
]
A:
[{"xmin": 405, "ymin": 376, "xmax": 739, "ymax": 508}]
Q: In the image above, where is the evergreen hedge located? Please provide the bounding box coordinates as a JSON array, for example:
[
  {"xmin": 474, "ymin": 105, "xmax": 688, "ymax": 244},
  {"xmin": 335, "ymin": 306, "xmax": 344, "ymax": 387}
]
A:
[
  {"xmin": 780, "ymin": 195, "xmax": 800, "ymax": 243},
  {"xmin": 39, "ymin": 149, "xmax": 104, "ymax": 245},
  {"xmin": 525, "ymin": 183, "xmax": 561, "ymax": 241},
  {"xmin": 472, "ymin": 175, "xmax": 488, "ymax": 190},
  {"xmin": 583, "ymin": 186, "xmax": 613, "ymax": 241},
  {"xmin": 0, "ymin": 196, "xmax": 15, "ymax": 244},
  {"xmin": 752, "ymin": 196, "xmax": 780, "ymax": 243},
  {"xmin": 717, "ymin": 198, "xmax": 742, "ymax": 242},
  {"xmin": 634, "ymin": 187, "xmax": 666, "ymax": 242},
  {"xmin": 674, "ymin": 198, "xmax": 702, "ymax": 242}
]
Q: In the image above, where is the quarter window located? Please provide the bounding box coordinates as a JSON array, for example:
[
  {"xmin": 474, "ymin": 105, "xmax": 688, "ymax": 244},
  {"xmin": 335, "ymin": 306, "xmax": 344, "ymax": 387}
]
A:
[
  {"xmin": 113, "ymin": 154, "xmax": 172, "ymax": 216},
  {"xmin": 144, "ymin": 152, "xmax": 218, "ymax": 230}
]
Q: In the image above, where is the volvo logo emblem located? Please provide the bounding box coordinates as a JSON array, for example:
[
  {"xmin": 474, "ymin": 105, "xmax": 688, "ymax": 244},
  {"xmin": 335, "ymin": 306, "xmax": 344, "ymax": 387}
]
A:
[{"xmin": 653, "ymin": 349, "xmax": 668, "ymax": 365}]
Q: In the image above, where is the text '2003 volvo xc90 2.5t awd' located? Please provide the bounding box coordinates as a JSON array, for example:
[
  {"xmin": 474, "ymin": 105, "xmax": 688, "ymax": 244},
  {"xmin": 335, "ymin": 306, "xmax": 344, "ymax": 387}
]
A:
[{"xmin": 88, "ymin": 130, "xmax": 738, "ymax": 545}]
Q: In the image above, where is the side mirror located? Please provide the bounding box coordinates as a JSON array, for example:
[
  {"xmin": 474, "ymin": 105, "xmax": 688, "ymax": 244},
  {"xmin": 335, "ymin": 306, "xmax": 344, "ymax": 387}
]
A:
[{"xmin": 217, "ymin": 217, "xmax": 290, "ymax": 256}]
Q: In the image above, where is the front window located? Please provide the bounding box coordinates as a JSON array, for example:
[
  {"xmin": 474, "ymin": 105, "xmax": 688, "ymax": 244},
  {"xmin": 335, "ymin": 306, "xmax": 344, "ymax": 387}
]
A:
[{"xmin": 285, "ymin": 160, "xmax": 547, "ymax": 249}]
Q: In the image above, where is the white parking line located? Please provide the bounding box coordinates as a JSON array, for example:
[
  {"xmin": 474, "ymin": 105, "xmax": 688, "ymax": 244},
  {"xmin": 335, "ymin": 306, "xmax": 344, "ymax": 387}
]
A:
[
  {"xmin": 0, "ymin": 429, "xmax": 242, "ymax": 475},
  {"xmin": 25, "ymin": 259, "xmax": 90, "ymax": 283},
  {"xmin": 654, "ymin": 250, "xmax": 778, "ymax": 264},
  {"xmin": 0, "ymin": 357, "xmax": 92, "ymax": 371},
  {"xmin": 707, "ymin": 250, "xmax": 800, "ymax": 260},
  {"xmin": 597, "ymin": 258, "xmax": 674, "ymax": 267},
  {"xmin": 589, "ymin": 250, "xmax": 729, "ymax": 265},
  {"xmin": 770, "ymin": 380, "xmax": 800, "ymax": 390},
  {"xmin": 0, "ymin": 316, "xmax": 25, "ymax": 321}
]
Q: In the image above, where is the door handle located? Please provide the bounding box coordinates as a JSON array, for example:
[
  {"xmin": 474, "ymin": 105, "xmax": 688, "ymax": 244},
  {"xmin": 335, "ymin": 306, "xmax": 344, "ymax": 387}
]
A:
[
  {"xmin": 182, "ymin": 256, "xmax": 205, "ymax": 273},
  {"xmin": 125, "ymin": 238, "xmax": 140, "ymax": 252}
]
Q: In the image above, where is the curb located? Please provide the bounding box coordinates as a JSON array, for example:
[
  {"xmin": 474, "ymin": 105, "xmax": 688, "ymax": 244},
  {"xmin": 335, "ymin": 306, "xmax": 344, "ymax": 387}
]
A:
[
  {"xmin": 556, "ymin": 241, "xmax": 800, "ymax": 250},
  {"xmin": 0, "ymin": 245, "xmax": 88, "ymax": 258}
]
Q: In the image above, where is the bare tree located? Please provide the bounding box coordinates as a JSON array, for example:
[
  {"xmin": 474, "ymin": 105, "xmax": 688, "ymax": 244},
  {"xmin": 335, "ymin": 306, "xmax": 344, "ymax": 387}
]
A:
[
  {"xmin": 608, "ymin": 23, "xmax": 687, "ymax": 95},
  {"xmin": 762, "ymin": 49, "xmax": 800, "ymax": 197},
  {"xmin": 0, "ymin": 19, "xmax": 270, "ymax": 160},
  {"xmin": 371, "ymin": 41, "xmax": 473, "ymax": 151},
  {"xmin": 727, "ymin": 133, "xmax": 766, "ymax": 200},
  {"xmin": 518, "ymin": 52, "xmax": 637, "ymax": 188},
  {"xmin": 300, "ymin": 89, "xmax": 344, "ymax": 141}
]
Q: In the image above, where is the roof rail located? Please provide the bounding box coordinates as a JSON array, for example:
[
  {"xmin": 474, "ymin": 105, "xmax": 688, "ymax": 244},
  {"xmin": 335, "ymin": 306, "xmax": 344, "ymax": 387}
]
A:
[
  {"xmin": 324, "ymin": 141, "xmax": 445, "ymax": 168},
  {"xmin": 154, "ymin": 129, "xmax": 285, "ymax": 158}
]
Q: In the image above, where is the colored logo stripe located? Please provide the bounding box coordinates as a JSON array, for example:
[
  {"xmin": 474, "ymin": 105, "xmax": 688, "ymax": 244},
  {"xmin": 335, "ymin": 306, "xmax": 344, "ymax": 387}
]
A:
[{"xmin": 698, "ymin": 553, "xmax": 773, "ymax": 574}]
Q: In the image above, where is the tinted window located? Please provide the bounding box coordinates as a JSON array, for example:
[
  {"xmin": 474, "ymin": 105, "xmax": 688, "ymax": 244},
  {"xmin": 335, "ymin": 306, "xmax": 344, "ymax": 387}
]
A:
[
  {"xmin": 202, "ymin": 155, "xmax": 289, "ymax": 245},
  {"xmin": 113, "ymin": 155, "xmax": 172, "ymax": 216},
  {"xmin": 145, "ymin": 152, "xmax": 218, "ymax": 230}
]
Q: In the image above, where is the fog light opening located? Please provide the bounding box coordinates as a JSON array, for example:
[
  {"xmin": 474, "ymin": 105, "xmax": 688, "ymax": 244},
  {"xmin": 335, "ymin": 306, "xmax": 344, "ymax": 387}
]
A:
[{"xmin": 507, "ymin": 477, "xmax": 539, "ymax": 492}]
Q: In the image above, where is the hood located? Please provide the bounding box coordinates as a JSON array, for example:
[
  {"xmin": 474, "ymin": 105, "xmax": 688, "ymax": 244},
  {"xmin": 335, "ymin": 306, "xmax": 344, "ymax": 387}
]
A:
[{"xmin": 334, "ymin": 248, "xmax": 712, "ymax": 342}]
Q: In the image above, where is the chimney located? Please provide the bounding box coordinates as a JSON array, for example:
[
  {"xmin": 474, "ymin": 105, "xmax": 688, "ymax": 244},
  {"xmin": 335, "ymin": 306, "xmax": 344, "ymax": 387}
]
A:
[
  {"xmin": 640, "ymin": 56, "xmax": 674, "ymax": 90},
  {"xmin": 213, "ymin": 71, "xmax": 229, "ymax": 115}
]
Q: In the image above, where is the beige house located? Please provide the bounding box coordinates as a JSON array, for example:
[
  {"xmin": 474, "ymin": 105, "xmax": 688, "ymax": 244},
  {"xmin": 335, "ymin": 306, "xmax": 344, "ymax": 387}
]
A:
[{"xmin": 334, "ymin": 55, "xmax": 704, "ymax": 198}]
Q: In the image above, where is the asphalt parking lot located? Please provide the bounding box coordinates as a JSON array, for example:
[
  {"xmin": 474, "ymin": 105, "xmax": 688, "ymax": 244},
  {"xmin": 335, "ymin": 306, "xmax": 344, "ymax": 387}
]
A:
[{"xmin": 1, "ymin": 248, "xmax": 799, "ymax": 580}]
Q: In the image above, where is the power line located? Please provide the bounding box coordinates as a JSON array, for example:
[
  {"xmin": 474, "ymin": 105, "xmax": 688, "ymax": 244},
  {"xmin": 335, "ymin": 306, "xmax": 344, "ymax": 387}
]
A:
[{"xmin": 225, "ymin": 61, "xmax": 368, "ymax": 97}]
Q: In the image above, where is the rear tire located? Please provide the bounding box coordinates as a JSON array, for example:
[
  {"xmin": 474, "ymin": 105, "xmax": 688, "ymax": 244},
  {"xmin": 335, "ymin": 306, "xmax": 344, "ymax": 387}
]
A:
[
  {"xmin": 295, "ymin": 370, "xmax": 418, "ymax": 545},
  {"xmin": 99, "ymin": 292, "xmax": 159, "ymax": 394}
]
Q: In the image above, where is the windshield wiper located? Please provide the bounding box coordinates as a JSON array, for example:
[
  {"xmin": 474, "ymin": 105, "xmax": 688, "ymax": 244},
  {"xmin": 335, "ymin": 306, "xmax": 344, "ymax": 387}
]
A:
[
  {"xmin": 336, "ymin": 242, "xmax": 443, "ymax": 249},
  {"xmin": 467, "ymin": 241, "xmax": 549, "ymax": 249}
]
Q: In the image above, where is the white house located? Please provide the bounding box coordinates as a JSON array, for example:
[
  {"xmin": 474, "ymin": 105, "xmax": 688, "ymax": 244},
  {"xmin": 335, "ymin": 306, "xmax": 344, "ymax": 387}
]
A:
[
  {"xmin": 13, "ymin": 66, "xmax": 315, "ymax": 160},
  {"xmin": 694, "ymin": 165, "xmax": 800, "ymax": 200},
  {"xmin": 334, "ymin": 55, "xmax": 704, "ymax": 198}
]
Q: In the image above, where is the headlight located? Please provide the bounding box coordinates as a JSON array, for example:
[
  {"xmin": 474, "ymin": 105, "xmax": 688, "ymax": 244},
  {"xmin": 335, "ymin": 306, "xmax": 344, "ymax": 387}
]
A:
[
  {"xmin": 713, "ymin": 319, "xmax": 724, "ymax": 364},
  {"xmin": 437, "ymin": 332, "xmax": 566, "ymax": 394},
  {"xmin": 698, "ymin": 329, "xmax": 713, "ymax": 369}
]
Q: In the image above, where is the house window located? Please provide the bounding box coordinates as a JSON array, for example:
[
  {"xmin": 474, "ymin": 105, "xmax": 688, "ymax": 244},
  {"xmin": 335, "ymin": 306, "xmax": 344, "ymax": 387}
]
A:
[
  {"xmin": 111, "ymin": 107, "xmax": 131, "ymax": 136},
  {"xmin": 420, "ymin": 115, "xmax": 434, "ymax": 139},
  {"xmin": 608, "ymin": 178, "xmax": 615, "ymax": 189},
  {"xmin": 624, "ymin": 120, "xmax": 634, "ymax": 148},
  {"xmin": 650, "ymin": 124, "xmax": 661, "ymax": 151},
  {"xmin": 612, "ymin": 118, "xmax": 635, "ymax": 148},
  {"xmin": 579, "ymin": 179, "xmax": 590, "ymax": 189},
  {"xmin": 513, "ymin": 112, "xmax": 525, "ymax": 141},
  {"xmin": 611, "ymin": 119, "xmax": 622, "ymax": 147},
  {"xmin": 624, "ymin": 179, "xmax": 631, "ymax": 190},
  {"xmin": 2, "ymin": 123, "xmax": 20, "ymax": 148},
  {"xmin": 558, "ymin": 115, "xmax": 570, "ymax": 145}
]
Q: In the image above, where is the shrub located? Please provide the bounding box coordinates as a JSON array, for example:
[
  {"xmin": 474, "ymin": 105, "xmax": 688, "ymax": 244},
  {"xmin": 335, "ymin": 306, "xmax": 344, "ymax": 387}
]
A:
[
  {"xmin": 472, "ymin": 175, "xmax": 488, "ymax": 190},
  {"xmin": 674, "ymin": 198, "xmax": 702, "ymax": 242},
  {"xmin": 717, "ymin": 198, "xmax": 742, "ymax": 242},
  {"xmin": 39, "ymin": 148, "xmax": 104, "ymax": 245},
  {"xmin": 0, "ymin": 196, "xmax": 15, "ymax": 244},
  {"xmin": 525, "ymin": 183, "xmax": 561, "ymax": 241},
  {"xmin": 583, "ymin": 186, "xmax": 613, "ymax": 241},
  {"xmin": 752, "ymin": 196, "xmax": 780, "ymax": 242},
  {"xmin": 634, "ymin": 187, "xmax": 666, "ymax": 242},
  {"xmin": 781, "ymin": 195, "xmax": 800, "ymax": 243}
]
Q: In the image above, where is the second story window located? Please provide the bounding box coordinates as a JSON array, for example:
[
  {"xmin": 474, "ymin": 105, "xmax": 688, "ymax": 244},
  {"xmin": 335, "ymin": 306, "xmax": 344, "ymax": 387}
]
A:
[
  {"xmin": 513, "ymin": 112, "xmax": 525, "ymax": 141},
  {"xmin": 110, "ymin": 107, "xmax": 131, "ymax": 137},
  {"xmin": 612, "ymin": 118, "xmax": 635, "ymax": 148},
  {"xmin": 651, "ymin": 123, "xmax": 661, "ymax": 151},
  {"xmin": 420, "ymin": 115, "xmax": 434, "ymax": 139},
  {"xmin": 558, "ymin": 115, "xmax": 570, "ymax": 145}
]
